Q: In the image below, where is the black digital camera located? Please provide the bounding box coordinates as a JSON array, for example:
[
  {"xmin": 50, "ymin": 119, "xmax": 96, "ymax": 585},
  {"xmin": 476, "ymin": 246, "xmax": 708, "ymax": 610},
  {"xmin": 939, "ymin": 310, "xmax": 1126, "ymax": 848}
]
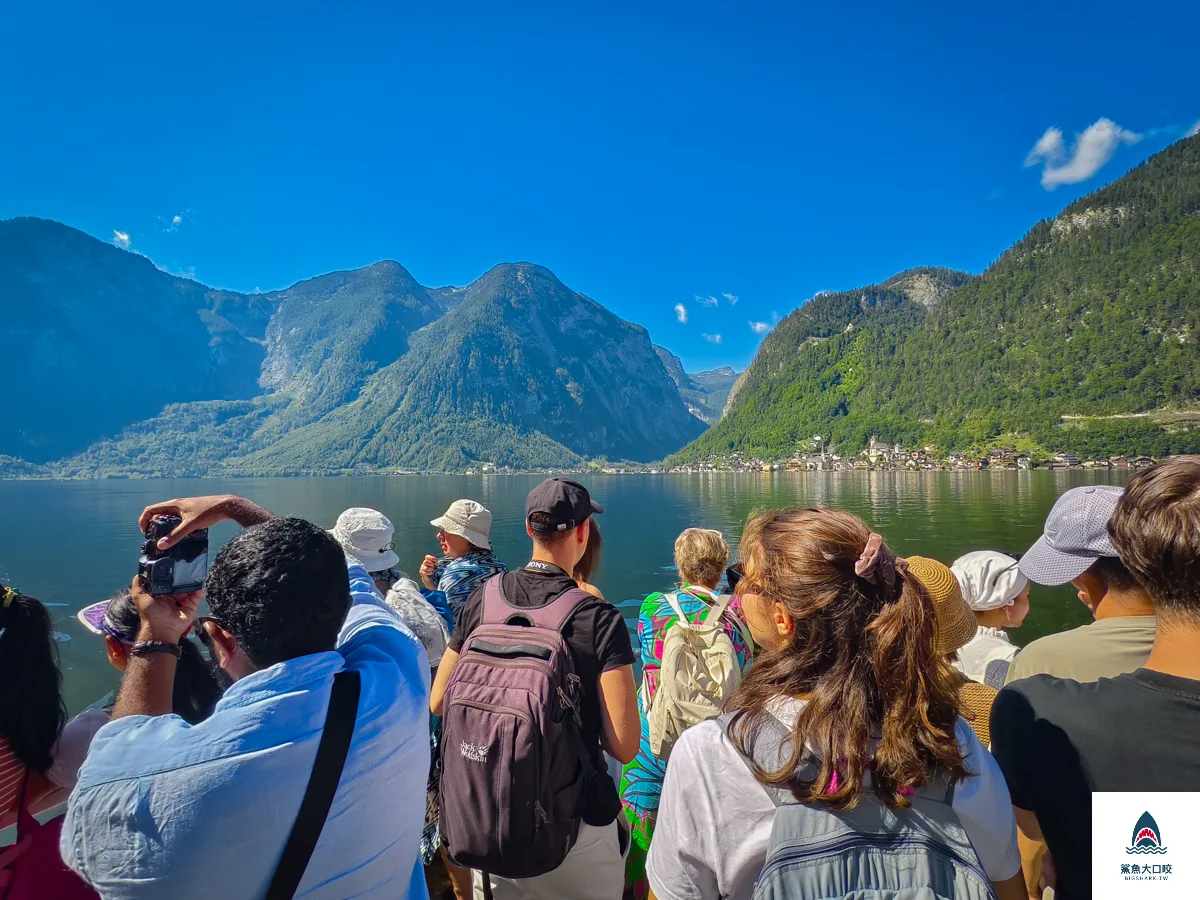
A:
[{"xmin": 139, "ymin": 515, "xmax": 209, "ymax": 595}]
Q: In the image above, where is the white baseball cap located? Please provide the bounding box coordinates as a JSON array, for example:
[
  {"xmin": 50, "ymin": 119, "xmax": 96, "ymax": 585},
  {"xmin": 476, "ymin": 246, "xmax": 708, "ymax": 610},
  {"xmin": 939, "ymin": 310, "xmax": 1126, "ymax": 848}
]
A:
[
  {"xmin": 330, "ymin": 508, "xmax": 399, "ymax": 572},
  {"xmin": 431, "ymin": 499, "xmax": 492, "ymax": 550}
]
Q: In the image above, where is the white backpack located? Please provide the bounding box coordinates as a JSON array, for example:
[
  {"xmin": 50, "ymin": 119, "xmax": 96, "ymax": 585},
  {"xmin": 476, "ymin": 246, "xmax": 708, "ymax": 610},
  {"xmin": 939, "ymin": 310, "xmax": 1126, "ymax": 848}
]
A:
[
  {"xmin": 646, "ymin": 590, "xmax": 747, "ymax": 760},
  {"xmin": 384, "ymin": 577, "xmax": 451, "ymax": 666}
]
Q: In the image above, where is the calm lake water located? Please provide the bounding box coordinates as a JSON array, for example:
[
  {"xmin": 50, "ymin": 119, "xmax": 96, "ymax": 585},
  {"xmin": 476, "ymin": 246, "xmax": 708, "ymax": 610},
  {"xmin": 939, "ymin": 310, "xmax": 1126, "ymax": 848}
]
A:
[{"xmin": 0, "ymin": 471, "xmax": 1126, "ymax": 715}]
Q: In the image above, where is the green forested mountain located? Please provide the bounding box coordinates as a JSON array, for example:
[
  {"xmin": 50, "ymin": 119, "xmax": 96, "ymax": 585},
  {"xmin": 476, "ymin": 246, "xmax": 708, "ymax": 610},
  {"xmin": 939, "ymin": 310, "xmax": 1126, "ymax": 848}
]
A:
[
  {"xmin": 1, "ymin": 225, "xmax": 704, "ymax": 475},
  {"xmin": 674, "ymin": 135, "xmax": 1200, "ymax": 463}
]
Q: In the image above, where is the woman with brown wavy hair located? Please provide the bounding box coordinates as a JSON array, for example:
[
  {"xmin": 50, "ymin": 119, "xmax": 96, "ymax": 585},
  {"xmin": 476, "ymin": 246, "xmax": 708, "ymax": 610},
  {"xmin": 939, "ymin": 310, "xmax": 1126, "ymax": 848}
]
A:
[{"xmin": 645, "ymin": 508, "xmax": 1026, "ymax": 900}]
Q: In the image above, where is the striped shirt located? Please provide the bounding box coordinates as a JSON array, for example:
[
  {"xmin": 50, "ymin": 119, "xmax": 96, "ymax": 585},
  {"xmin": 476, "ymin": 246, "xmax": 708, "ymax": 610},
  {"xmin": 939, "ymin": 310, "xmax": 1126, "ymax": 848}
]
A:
[{"xmin": 0, "ymin": 738, "xmax": 23, "ymax": 820}]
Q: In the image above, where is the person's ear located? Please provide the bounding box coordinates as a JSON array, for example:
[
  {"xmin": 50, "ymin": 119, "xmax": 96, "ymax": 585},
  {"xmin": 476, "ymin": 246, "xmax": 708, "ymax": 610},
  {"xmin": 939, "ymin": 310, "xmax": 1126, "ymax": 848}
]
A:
[
  {"xmin": 104, "ymin": 635, "xmax": 128, "ymax": 671},
  {"xmin": 773, "ymin": 600, "xmax": 796, "ymax": 641},
  {"xmin": 206, "ymin": 621, "xmax": 240, "ymax": 670},
  {"xmin": 577, "ymin": 520, "xmax": 589, "ymax": 545},
  {"xmin": 526, "ymin": 522, "xmax": 535, "ymax": 540},
  {"xmin": 1073, "ymin": 571, "xmax": 1106, "ymax": 614}
]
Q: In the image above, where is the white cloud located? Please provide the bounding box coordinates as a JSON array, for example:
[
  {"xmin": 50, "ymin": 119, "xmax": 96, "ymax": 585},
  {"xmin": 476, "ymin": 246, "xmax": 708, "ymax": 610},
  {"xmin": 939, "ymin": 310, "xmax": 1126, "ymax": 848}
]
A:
[
  {"xmin": 1024, "ymin": 118, "xmax": 1142, "ymax": 190},
  {"xmin": 749, "ymin": 321, "xmax": 771, "ymax": 334},
  {"xmin": 701, "ymin": 333, "xmax": 723, "ymax": 344},
  {"xmin": 674, "ymin": 303, "xmax": 688, "ymax": 324},
  {"xmin": 723, "ymin": 293, "xmax": 739, "ymax": 305},
  {"xmin": 112, "ymin": 230, "xmax": 131, "ymax": 249},
  {"xmin": 695, "ymin": 294, "xmax": 719, "ymax": 308},
  {"xmin": 1188, "ymin": 119, "xmax": 1200, "ymax": 138}
]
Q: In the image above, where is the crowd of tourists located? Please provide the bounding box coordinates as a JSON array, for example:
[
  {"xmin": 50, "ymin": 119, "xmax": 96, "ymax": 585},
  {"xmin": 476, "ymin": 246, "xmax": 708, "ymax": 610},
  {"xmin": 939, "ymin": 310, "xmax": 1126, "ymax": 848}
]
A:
[{"xmin": 2, "ymin": 458, "xmax": 1199, "ymax": 900}]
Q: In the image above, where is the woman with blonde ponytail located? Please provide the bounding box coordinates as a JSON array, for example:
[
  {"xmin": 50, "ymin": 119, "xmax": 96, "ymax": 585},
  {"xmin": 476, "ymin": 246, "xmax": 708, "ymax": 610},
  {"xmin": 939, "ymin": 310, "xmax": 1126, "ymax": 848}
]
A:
[{"xmin": 645, "ymin": 508, "xmax": 1026, "ymax": 900}]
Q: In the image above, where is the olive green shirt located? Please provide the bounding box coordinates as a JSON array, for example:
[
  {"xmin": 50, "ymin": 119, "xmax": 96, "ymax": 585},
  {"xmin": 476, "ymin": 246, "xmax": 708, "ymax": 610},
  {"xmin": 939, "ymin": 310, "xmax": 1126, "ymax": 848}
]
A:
[{"xmin": 1006, "ymin": 615, "xmax": 1157, "ymax": 684}]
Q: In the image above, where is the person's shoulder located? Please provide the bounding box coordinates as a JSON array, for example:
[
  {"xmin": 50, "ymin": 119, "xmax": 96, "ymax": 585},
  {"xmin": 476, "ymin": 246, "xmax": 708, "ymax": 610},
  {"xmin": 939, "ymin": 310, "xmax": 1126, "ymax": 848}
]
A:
[
  {"xmin": 672, "ymin": 718, "xmax": 729, "ymax": 765},
  {"xmin": 1013, "ymin": 622, "xmax": 1093, "ymax": 660},
  {"xmin": 639, "ymin": 590, "xmax": 667, "ymax": 615},
  {"xmin": 75, "ymin": 713, "xmax": 196, "ymax": 787},
  {"xmin": 997, "ymin": 672, "xmax": 1103, "ymax": 724}
]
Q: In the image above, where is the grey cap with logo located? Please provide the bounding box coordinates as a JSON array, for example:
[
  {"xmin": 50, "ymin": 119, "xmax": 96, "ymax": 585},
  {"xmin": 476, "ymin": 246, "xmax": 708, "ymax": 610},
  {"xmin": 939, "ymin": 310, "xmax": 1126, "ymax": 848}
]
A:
[{"xmin": 1018, "ymin": 484, "xmax": 1124, "ymax": 586}]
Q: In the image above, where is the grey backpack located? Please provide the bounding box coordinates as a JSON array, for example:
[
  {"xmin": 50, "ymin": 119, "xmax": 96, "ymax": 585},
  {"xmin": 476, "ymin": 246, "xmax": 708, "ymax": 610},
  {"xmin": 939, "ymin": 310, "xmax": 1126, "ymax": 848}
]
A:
[
  {"xmin": 721, "ymin": 715, "xmax": 998, "ymax": 900},
  {"xmin": 439, "ymin": 575, "xmax": 593, "ymax": 879}
]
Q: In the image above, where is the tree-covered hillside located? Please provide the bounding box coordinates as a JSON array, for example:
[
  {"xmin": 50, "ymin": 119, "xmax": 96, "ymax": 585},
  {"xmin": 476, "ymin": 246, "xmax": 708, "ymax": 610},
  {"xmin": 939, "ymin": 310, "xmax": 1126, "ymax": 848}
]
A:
[{"xmin": 674, "ymin": 135, "xmax": 1200, "ymax": 463}]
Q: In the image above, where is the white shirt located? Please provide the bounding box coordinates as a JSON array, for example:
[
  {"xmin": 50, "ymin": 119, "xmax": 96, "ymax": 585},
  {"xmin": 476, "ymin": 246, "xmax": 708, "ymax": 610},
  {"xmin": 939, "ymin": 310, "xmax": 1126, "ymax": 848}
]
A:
[
  {"xmin": 954, "ymin": 626, "xmax": 1018, "ymax": 685},
  {"xmin": 646, "ymin": 704, "xmax": 1021, "ymax": 900}
]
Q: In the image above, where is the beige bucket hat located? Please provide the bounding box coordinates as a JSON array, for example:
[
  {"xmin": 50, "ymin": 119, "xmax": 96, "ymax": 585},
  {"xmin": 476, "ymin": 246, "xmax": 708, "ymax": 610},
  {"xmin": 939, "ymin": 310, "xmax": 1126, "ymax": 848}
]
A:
[{"xmin": 431, "ymin": 499, "xmax": 493, "ymax": 550}]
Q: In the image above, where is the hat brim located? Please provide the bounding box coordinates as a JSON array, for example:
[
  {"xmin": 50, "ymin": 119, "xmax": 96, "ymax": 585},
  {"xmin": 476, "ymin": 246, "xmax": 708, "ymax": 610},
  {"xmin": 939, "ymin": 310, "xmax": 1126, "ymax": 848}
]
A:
[
  {"xmin": 589, "ymin": 500, "xmax": 604, "ymax": 516},
  {"xmin": 329, "ymin": 529, "xmax": 401, "ymax": 572},
  {"xmin": 1018, "ymin": 534, "xmax": 1097, "ymax": 587},
  {"xmin": 430, "ymin": 517, "xmax": 491, "ymax": 550},
  {"xmin": 77, "ymin": 601, "xmax": 110, "ymax": 636}
]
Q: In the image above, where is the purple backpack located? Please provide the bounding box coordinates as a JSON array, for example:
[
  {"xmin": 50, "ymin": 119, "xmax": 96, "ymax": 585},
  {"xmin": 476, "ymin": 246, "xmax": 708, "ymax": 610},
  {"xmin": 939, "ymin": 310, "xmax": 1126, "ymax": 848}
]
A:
[{"xmin": 440, "ymin": 575, "xmax": 592, "ymax": 879}]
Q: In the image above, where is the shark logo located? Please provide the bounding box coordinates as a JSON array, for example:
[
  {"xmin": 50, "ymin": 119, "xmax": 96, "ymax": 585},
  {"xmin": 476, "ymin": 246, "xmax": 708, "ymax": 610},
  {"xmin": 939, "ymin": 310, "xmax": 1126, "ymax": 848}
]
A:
[{"xmin": 1127, "ymin": 811, "xmax": 1168, "ymax": 855}]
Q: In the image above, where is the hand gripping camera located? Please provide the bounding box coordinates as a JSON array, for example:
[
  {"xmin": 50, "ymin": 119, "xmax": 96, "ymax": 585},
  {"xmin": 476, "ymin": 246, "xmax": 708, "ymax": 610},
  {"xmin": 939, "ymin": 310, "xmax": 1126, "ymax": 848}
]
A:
[{"xmin": 139, "ymin": 515, "xmax": 210, "ymax": 595}]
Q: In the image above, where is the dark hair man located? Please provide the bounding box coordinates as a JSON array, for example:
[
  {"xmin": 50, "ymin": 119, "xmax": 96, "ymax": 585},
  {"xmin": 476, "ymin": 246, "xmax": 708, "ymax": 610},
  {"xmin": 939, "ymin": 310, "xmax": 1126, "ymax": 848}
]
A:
[
  {"xmin": 991, "ymin": 458, "xmax": 1200, "ymax": 900},
  {"xmin": 61, "ymin": 495, "xmax": 431, "ymax": 900},
  {"xmin": 430, "ymin": 478, "xmax": 638, "ymax": 900}
]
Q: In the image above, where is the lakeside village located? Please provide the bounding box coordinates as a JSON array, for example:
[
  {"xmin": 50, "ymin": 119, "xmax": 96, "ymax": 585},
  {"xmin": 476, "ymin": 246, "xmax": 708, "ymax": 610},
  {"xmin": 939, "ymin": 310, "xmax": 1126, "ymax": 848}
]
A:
[
  {"xmin": 453, "ymin": 438, "xmax": 1160, "ymax": 476},
  {"xmin": 662, "ymin": 438, "xmax": 1158, "ymax": 474}
]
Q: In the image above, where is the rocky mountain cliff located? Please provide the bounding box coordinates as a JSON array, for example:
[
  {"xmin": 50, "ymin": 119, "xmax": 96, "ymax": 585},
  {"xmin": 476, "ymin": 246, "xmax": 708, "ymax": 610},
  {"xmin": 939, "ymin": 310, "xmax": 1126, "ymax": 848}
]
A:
[
  {"xmin": 1, "ymin": 223, "xmax": 704, "ymax": 474},
  {"xmin": 653, "ymin": 347, "xmax": 740, "ymax": 423},
  {"xmin": 0, "ymin": 217, "xmax": 273, "ymax": 462}
]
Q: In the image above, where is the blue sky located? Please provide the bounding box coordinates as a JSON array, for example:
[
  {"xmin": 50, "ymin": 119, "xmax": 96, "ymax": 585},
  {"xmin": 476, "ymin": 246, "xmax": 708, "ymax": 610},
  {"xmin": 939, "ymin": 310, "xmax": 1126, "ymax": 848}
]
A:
[{"xmin": 2, "ymin": 1, "xmax": 1197, "ymax": 372}]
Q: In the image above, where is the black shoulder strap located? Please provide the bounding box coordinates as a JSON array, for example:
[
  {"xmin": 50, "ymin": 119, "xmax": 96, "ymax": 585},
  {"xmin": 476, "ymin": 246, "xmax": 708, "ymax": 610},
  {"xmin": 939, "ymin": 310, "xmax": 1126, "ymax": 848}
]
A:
[{"xmin": 265, "ymin": 669, "xmax": 362, "ymax": 900}]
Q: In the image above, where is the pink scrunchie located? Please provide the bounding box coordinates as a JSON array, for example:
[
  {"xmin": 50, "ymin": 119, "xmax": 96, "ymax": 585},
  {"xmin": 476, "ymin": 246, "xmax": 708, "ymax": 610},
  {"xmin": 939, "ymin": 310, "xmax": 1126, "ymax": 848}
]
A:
[{"xmin": 853, "ymin": 532, "xmax": 907, "ymax": 592}]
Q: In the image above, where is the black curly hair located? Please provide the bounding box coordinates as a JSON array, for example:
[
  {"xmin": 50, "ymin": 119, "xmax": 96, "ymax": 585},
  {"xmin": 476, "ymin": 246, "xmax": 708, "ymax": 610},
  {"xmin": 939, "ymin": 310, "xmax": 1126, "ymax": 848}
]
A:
[
  {"xmin": 204, "ymin": 517, "xmax": 351, "ymax": 668},
  {"xmin": 0, "ymin": 585, "xmax": 67, "ymax": 772}
]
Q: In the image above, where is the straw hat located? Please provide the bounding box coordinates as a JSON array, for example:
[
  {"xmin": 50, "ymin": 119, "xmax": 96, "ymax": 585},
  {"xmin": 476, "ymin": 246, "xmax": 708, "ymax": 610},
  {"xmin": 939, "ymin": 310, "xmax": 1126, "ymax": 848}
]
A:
[
  {"xmin": 906, "ymin": 555, "xmax": 977, "ymax": 655},
  {"xmin": 957, "ymin": 679, "xmax": 999, "ymax": 746}
]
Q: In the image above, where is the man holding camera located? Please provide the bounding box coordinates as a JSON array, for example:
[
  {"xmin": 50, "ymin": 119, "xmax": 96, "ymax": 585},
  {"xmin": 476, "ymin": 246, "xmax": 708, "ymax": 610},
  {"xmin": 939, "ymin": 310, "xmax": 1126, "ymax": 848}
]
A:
[{"xmin": 60, "ymin": 494, "xmax": 431, "ymax": 899}]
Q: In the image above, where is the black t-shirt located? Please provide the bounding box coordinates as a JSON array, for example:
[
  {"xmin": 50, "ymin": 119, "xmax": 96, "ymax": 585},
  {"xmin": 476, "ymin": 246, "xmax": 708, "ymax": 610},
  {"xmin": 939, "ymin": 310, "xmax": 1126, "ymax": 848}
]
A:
[
  {"xmin": 448, "ymin": 561, "xmax": 636, "ymax": 768},
  {"xmin": 991, "ymin": 669, "xmax": 1200, "ymax": 900}
]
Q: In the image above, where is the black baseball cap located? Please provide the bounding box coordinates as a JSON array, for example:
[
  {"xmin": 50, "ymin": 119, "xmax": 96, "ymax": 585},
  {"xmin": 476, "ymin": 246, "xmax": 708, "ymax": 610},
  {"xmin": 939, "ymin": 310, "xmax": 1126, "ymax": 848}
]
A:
[{"xmin": 525, "ymin": 478, "xmax": 603, "ymax": 533}]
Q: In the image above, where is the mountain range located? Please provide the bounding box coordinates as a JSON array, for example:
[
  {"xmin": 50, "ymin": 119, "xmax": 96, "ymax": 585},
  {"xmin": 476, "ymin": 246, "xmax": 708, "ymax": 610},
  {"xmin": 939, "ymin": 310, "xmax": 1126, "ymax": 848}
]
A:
[
  {"xmin": 673, "ymin": 134, "xmax": 1200, "ymax": 463},
  {"xmin": 5, "ymin": 133, "xmax": 1198, "ymax": 477},
  {"xmin": 2, "ymin": 222, "xmax": 729, "ymax": 475}
]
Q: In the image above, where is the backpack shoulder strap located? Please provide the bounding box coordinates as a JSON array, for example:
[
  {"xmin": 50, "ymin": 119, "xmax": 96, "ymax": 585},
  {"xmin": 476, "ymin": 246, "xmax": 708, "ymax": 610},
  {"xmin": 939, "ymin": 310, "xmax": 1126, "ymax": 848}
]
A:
[
  {"xmin": 478, "ymin": 574, "xmax": 511, "ymax": 627},
  {"xmin": 265, "ymin": 669, "xmax": 362, "ymax": 900},
  {"xmin": 662, "ymin": 589, "xmax": 690, "ymax": 624},
  {"xmin": 528, "ymin": 586, "xmax": 595, "ymax": 634},
  {"xmin": 701, "ymin": 591, "xmax": 734, "ymax": 626}
]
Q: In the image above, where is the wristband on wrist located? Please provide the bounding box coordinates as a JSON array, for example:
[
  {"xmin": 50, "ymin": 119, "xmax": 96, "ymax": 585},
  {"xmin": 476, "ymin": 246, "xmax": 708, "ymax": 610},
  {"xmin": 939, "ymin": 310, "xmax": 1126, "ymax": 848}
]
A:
[{"xmin": 130, "ymin": 640, "xmax": 182, "ymax": 659}]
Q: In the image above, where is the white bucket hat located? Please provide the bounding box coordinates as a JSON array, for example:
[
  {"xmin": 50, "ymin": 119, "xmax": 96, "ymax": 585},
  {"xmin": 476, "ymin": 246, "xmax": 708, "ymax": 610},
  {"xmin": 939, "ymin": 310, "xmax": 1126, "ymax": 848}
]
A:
[
  {"xmin": 431, "ymin": 499, "xmax": 493, "ymax": 550},
  {"xmin": 952, "ymin": 550, "xmax": 1028, "ymax": 612},
  {"xmin": 330, "ymin": 508, "xmax": 399, "ymax": 571}
]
